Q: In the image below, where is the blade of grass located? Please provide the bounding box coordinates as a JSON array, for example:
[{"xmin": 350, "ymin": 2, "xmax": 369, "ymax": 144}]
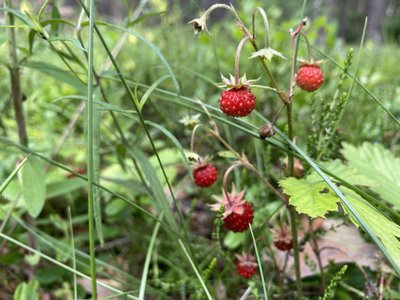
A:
[
  {"xmin": 0, "ymin": 155, "xmax": 29, "ymax": 195},
  {"xmin": 0, "ymin": 136, "xmax": 183, "ymax": 239},
  {"xmin": 139, "ymin": 213, "xmax": 163, "ymax": 300},
  {"xmin": 178, "ymin": 239, "xmax": 213, "ymax": 300},
  {"xmin": 86, "ymin": 0, "xmax": 97, "ymax": 297},
  {"xmin": 0, "ymin": 231, "xmax": 139, "ymax": 299},
  {"xmin": 67, "ymin": 207, "xmax": 78, "ymax": 300},
  {"xmin": 249, "ymin": 224, "xmax": 268, "ymax": 300},
  {"xmin": 139, "ymin": 75, "xmax": 172, "ymax": 111}
]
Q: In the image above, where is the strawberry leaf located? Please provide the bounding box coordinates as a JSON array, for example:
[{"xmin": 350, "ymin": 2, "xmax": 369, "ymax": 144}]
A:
[
  {"xmin": 341, "ymin": 187, "xmax": 400, "ymax": 267},
  {"xmin": 307, "ymin": 159, "xmax": 375, "ymax": 186},
  {"xmin": 280, "ymin": 177, "xmax": 339, "ymax": 218},
  {"xmin": 341, "ymin": 142, "xmax": 400, "ymax": 209}
]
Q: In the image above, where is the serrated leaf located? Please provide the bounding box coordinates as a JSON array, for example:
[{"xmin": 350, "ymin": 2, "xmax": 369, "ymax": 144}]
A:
[
  {"xmin": 341, "ymin": 143, "xmax": 400, "ymax": 209},
  {"xmin": 341, "ymin": 187, "xmax": 400, "ymax": 266},
  {"xmin": 280, "ymin": 177, "xmax": 339, "ymax": 218},
  {"xmin": 249, "ymin": 47, "xmax": 286, "ymax": 61},
  {"xmin": 21, "ymin": 157, "xmax": 46, "ymax": 218},
  {"xmin": 308, "ymin": 159, "xmax": 375, "ymax": 186}
]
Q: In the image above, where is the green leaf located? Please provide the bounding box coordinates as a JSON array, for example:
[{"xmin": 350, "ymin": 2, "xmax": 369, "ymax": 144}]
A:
[
  {"xmin": 21, "ymin": 157, "xmax": 46, "ymax": 218},
  {"xmin": 95, "ymin": 22, "xmax": 181, "ymax": 93},
  {"xmin": 249, "ymin": 47, "xmax": 286, "ymax": 61},
  {"xmin": 129, "ymin": 148, "xmax": 178, "ymax": 231},
  {"xmin": 46, "ymin": 177, "xmax": 86, "ymax": 199},
  {"xmin": 25, "ymin": 252, "xmax": 41, "ymax": 266},
  {"xmin": 341, "ymin": 143, "xmax": 400, "ymax": 209},
  {"xmin": 217, "ymin": 151, "xmax": 239, "ymax": 159},
  {"xmin": 0, "ymin": 155, "xmax": 29, "ymax": 195},
  {"xmin": 280, "ymin": 177, "xmax": 339, "ymax": 218},
  {"xmin": 223, "ymin": 231, "xmax": 246, "ymax": 250},
  {"xmin": 47, "ymin": 36, "xmax": 87, "ymax": 52},
  {"xmin": 0, "ymin": 8, "xmax": 36, "ymax": 28},
  {"xmin": 13, "ymin": 280, "xmax": 40, "ymax": 300},
  {"xmin": 145, "ymin": 120, "xmax": 191, "ymax": 174},
  {"xmin": 342, "ymin": 187, "xmax": 400, "ymax": 266},
  {"xmin": 23, "ymin": 62, "xmax": 85, "ymax": 91},
  {"xmin": 308, "ymin": 159, "xmax": 375, "ymax": 186},
  {"xmin": 139, "ymin": 75, "xmax": 172, "ymax": 111}
]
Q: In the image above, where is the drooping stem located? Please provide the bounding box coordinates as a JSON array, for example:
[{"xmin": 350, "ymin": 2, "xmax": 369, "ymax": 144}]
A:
[
  {"xmin": 222, "ymin": 163, "xmax": 242, "ymax": 205},
  {"xmin": 190, "ymin": 124, "xmax": 203, "ymax": 153},
  {"xmin": 234, "ymin": 36, "xmax": 250, "ymax": 85},
  {"xmin": 252, "ymin": 7, "xmax": 270, "ymax": 48},
  {"xmin": 299, "ymin": 32, "xmax": 312, "ymax": 63}
]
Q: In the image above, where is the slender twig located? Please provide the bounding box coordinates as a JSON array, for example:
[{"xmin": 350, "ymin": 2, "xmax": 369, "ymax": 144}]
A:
[
  {"xmin": 285, "ymin": 19, "xmax": 309, "ymax": 299},
  {"xmin": 5, "ymin": 0, "xmax": 28, "ymax": 146}
]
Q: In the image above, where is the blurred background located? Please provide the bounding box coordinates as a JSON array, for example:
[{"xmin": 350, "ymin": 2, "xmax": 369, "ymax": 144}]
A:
[{"xmin": 23, "ymin": 0, "xmax": 400, "ymax": 43}]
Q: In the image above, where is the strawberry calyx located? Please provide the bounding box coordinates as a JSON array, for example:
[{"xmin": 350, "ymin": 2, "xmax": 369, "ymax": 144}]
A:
[
  {"xmin": 219, "ymin": 73, "xmax": 259, "ymax": 89},
  {"xmin": 210, "ymin": 186, "xmax": 247, "ymax": 219},
  {"xmin": 236, "ymin": 252, "xmax": 258, "ymax": 278}
]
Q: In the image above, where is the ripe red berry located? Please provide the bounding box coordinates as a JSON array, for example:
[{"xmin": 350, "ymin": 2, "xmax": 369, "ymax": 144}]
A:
[
  {"xmin": 210, "ymin": 188, "xmax": 254, "ymax": 232},
  {"xmin": 236, "ymin": 253, "xmax": 257, "ymax": 279},
  {"xmin": 273, "ymin": 226, "xmax": 293, "ymax": 251},
  {"xmin": 223, "ymin": 202, "xmax": 254, "ymax": 232},
  {"xmin": 296, "ymin": 64, "xmax": 324, "ymax": 92},
  {"xmin": 193, "ymin": 163, "xmax": 218, "ymax": 188},
  {"xmin": 219, "ymin": 87, "xmax": 256, "ymax": 117}
]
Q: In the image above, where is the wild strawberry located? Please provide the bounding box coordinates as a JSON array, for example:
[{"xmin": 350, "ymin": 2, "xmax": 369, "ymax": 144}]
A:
[
  {"xmin": 219, "ymin": 87, "xmax": 256, "ymax": 117},
  {"xmin": 218, "ymin": 74, "xmax": 258, "ymax": 118},
  {"xmin": 193, "ymin": 163, "xmax": 218, "ymax": 188},
  {"xmin": 296, "ymin": 64, "xmax": 324, "ymax": 92},
  {"xmin": 210, "ymin": 187, "xmax": 254, "ymax": 232},
  {"xmin": 236, "ymin": 252, "xmax": 258, "ymax": 279},
  {"xmin": 273, "ymin": 225, "xmax": 293, "ymax": 251}
]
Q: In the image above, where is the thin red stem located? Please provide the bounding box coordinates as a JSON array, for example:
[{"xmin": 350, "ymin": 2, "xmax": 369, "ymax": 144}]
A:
[{"xmin": 222, "ymin": 163, "xmax": 241, "ymax": 205}]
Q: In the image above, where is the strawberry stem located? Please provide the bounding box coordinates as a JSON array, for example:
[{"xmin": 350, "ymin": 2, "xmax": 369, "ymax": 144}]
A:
[
  {"xmin": 299, "ymin": 31, "xmax": 313, "ymax": 63},
  {"xmin": 234, "ymin": 36, "xmax": 250, "ymax": 85},
  {"xmin": 287, "ymin": 18, "xmax": 306, "ymax": 300},
  {"xmin": 222, "ymin": 163, "xmax": 242, "ymax": 205},
  {"xmin": 252, "ymin": 7, "xmax": 271, "ymax": 48},
  {"xmin": 190, "ymin": 124, "xmax": 203, "ymax": 153}
]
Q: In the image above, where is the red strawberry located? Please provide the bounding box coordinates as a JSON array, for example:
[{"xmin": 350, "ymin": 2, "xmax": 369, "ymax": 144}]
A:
[
  {"xmin": 296, "ymin": 64, "xmax": 324, "ymax": 92},
  {"xmin": 193, "ymin": 163, "xmax": 218, "ymax": 188},
  {"xmin": 219, "ymin": 87, "xmax": 256, "ymax": 117},
  {"xmin": 273, "ymin": 226, "xmax": 293, "ymax": 251},
  {"xmin": 236, "ymin": 252, "xmax": 257, "ymax": 279},
  {"xmin": 210, "ymin": 188, "xmax": 254, "ymax": 232}
]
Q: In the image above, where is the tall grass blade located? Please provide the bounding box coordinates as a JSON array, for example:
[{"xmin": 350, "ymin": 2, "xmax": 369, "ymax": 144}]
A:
[
  {"xmin": 86, "ymin": 0, "xmax": 98, "ymax": 297},
  {"xmin": 139, "ymin": 213, "xmax": 163, "ymax": 300}
]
